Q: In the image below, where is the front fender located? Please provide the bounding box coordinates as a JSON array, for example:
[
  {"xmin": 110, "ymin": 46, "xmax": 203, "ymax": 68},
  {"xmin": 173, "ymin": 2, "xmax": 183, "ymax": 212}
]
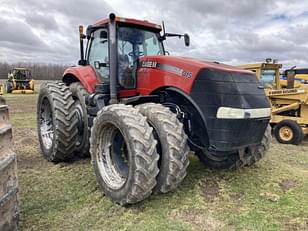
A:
[{"xmin": 152, "ymin": 87, "xmax": 209, "ymax": 150}]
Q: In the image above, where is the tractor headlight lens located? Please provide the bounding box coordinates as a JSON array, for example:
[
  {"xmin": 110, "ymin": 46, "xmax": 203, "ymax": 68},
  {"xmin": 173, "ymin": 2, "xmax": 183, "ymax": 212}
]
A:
[{"xmin": 216, "ymin": 107, "xmax": 271, "ymax": 119}]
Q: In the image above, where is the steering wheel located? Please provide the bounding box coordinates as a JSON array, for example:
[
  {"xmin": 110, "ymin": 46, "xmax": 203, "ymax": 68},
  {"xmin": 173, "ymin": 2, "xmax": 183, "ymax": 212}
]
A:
[{"xmin": 128, "ymin": 51, "xmax": 144, "ymax": 57}]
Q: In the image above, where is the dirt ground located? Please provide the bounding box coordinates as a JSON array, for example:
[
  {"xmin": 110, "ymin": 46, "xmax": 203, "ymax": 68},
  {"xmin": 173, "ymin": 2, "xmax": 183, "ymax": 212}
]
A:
[{"xmin": 4, "ymin": 90, "xmax": 308, "ymax": 231}]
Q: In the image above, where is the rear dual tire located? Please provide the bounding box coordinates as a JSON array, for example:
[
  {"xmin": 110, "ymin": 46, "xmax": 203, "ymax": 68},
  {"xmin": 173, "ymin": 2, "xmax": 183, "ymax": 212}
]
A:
[
  {"xmin": 37, "ymin": 82, "xmax": 79, "ymax": 162},
  {"xmin": 69, "ymin": 82, "xmax": 90, "ymax": 157}
]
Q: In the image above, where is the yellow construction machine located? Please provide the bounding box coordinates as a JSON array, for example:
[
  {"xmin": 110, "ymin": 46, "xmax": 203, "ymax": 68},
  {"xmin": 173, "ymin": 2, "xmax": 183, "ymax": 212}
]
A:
[
  {"xmin": 284, "ymin": 68, "xmax": 308, "ymax": 84},
  {"xmin": 0, "ymin": 84, "xmax": 3, "ymax": 95},
  {"xmin": 239, "ymin": 59, "xmax": 308, "ymax": 145},
  {"xmin": 6, "ymin": 68, "xmax": 34, "ymax": 94}
]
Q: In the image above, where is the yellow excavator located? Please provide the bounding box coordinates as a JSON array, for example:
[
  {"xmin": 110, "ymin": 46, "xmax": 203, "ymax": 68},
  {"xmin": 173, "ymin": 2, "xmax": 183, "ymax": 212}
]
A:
[
  {"xmin": 239, "ymin": 59, "xmax": 308, "ymax": 145},
  {"xmin": 6, "ymin": 68, "xmax": 34, "ymax": 94}
]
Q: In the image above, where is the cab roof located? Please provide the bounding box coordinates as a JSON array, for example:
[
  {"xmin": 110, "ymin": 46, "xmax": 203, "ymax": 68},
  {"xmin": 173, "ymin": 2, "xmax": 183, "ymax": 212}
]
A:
[
  {"xmin": 93, "ymin": 16, "xmax": 162, "ymax": 32},
  {"xmin": 238, "ymin": 63, "xmax": 282, "ymax": 70}
]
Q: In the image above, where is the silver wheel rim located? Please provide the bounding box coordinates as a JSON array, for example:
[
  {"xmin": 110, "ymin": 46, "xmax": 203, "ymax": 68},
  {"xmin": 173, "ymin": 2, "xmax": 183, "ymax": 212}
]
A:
[
  {"xmin": 39, "ymin": 98, "xmax": 54, "ymax": 150},
  {"xmin": 73, "ymin": 99, "xmax": 84, "ymax": 147},
  {"xmin": 97, "ymin": 124, "xmax": 129, "ymax": 190}
]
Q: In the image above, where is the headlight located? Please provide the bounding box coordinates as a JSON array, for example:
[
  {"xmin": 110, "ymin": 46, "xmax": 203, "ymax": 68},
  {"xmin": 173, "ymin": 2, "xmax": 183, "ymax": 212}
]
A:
[{"xmin": 216, "ymin": 107, "xmax": 271, "ymax": 119}]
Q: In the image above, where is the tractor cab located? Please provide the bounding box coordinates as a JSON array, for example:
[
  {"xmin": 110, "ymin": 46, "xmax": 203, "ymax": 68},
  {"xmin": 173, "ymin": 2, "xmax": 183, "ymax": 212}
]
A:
[
  {"xmin": 238, "ymin": 59, "xmax": 282, "ymax": 89},
  {"xmin": 84, "ymin": 22, "xmax": 164, "ymax": 89},
  {"xmin": 76, "ymin": 13, "xmax": 189, "ymax": 101},
  {"xmin": 9, "ymin": 68, "xmax": 32, "ymax": 81},
  {"xmin": 239, "ymin": 59, "xmax": 302, "ymax": 91}
]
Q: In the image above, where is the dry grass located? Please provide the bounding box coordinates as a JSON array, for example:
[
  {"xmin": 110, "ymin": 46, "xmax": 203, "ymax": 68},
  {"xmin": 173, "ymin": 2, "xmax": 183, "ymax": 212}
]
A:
[{"xmin": 4, "ymin": 89, "xmax": 308, "ymax": 231}]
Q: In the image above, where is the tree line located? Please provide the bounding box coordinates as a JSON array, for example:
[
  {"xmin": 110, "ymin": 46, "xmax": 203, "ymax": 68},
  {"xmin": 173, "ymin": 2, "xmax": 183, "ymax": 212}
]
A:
[{"xmin": 0, "ymin": 62, "xmax": 69, "ymax": 80}]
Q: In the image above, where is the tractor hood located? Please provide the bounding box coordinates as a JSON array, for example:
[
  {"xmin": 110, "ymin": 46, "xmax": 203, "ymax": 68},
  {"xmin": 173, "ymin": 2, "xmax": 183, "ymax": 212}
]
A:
[
  {"xmin": 139, "ymin": 56, "xmax": 252, "ymax": 82},
  {"xmin": 138, "ymin": 56, "xmax": 270, "ymax": 152}
]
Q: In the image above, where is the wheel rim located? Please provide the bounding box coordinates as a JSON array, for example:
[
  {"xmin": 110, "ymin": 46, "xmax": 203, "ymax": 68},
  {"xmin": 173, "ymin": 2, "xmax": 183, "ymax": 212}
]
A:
[
  {"xmin": 73, "ymin": 98, "xmax": 84, "ymax": 148},
  {"xmin": 279, "ymin": 126, "xmax": 294, "ymax": 142},
  {"xmin": 39, "ymin": 98, "xmax": 54, "ymax": 149},
  {"xmin": 97, "ymin": 124, "xmax": 129, "ymax": 190}
]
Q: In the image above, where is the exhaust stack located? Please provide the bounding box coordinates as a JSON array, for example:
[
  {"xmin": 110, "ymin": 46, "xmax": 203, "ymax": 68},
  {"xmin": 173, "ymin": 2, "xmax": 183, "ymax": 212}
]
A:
[{"xmin": 108, "ymin": 13, "xmax": 118, "ymax": 104}]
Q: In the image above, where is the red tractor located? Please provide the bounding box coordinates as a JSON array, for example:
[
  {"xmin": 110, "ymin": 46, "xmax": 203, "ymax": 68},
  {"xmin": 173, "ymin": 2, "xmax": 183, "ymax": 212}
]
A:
[{"xmin": 37, "ymin": 13, "xmax": 271, "ymax": 205}]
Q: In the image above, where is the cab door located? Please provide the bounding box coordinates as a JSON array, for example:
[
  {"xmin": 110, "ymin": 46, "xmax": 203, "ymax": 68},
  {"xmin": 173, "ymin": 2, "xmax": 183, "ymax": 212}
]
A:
[{"xmin": 87, "ymin": 28, "xmax": 110, "ymax": 83}]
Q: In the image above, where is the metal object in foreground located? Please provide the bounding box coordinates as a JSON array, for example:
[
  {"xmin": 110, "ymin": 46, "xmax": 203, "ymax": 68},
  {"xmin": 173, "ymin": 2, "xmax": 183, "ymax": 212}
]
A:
[{"xmin": 0, "ymin": 97, "xmax": 19, "ymax": 231}]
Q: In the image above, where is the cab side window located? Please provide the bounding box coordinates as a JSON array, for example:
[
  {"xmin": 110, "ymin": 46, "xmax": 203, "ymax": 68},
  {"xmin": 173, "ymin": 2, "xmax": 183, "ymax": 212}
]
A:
[{"xmin": 88, "ymin": 29, "xmax": 109, "ymax": 82}]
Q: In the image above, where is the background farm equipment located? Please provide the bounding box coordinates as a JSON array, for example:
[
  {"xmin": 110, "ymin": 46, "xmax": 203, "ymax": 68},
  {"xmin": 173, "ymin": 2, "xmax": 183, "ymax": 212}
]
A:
[
  {"xmin": 6, "ymin": 68, "xmax": 34, "ymax": 94},
  {"xmin": 240, "ymin": 59, "xmax": 308, "ymax": 144}
]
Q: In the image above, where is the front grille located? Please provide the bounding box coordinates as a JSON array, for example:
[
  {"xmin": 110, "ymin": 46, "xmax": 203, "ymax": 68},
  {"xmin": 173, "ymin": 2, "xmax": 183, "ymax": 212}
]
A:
[{"xmin": 190, "ymin": 68, "xmax": 270, "ymax": 152}]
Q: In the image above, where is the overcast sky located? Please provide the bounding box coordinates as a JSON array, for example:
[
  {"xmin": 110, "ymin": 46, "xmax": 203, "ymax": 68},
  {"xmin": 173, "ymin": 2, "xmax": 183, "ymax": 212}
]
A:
[{"xmin": 1, "ymin": 0, "xmax": 308, "ymax": 68}]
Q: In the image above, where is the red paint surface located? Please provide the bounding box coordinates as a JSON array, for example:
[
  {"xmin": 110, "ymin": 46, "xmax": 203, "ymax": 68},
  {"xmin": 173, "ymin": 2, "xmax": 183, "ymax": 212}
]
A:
[
  {"xmin": 93, "ymin": 17, "xmax": 161, "ymax": 31},
  {"xmin": 63, "ymin": 66, "xmax": 98, "ymax": 93},
  {"xmin": 136, "ymin": 56, "xmax": 252, "ymax": 95},
  {"xmin": 63, "ymin": 56, "xmax": 252, "ymax": 96}
]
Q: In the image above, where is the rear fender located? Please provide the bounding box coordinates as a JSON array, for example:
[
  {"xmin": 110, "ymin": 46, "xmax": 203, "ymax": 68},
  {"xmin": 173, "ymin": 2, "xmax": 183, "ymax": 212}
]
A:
[{"xmin": 62, "ymin": 66, "xmax": 98, "ymax": 93}]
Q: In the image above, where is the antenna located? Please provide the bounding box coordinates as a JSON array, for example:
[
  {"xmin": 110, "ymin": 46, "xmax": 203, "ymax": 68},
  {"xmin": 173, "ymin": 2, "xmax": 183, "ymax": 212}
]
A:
[{"xmin": 162, "ymin": 21, "xmax": 166, "ymax": 35}]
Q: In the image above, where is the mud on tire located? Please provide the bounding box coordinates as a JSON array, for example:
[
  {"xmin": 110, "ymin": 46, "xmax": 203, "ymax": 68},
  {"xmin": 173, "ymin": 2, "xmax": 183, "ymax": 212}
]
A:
[
  {"xmin": 136, "ymin": 103, "xmax": 190, "ymax": 193},
  {"xmin": 90, "ymin": 104, "xmax": 159, "ymax": 205},
  {"xmin": 70, "ymin": 82, "xmax": 90, "ymax": 157},
  {"xmin": 196, "ymin": 125, "xmax": 272, "ymax": 170},
  {"xmin": 37, "ymin": 82, "xmax": 79, "ymax": 162}
]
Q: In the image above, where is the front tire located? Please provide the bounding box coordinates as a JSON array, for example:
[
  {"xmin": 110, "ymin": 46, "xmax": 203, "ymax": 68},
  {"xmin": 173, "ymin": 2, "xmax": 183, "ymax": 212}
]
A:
[
  {"xmin": 136, "ymin": 103, "xmax": 190, "ymax": 193},
  {"xmin": 196, "ymin": 125, "xmax": 272, "ymax": 169},
  {"xmin": 90, "ymin": 104, "xmax": 159, "ymax": 205},
  {"xmin": 37, "ymin": 82, "xmax": 79, "ymax": 162},
  {"xmin": 273, "ymin": 120, "xmax": 303, "ymax": 145}
]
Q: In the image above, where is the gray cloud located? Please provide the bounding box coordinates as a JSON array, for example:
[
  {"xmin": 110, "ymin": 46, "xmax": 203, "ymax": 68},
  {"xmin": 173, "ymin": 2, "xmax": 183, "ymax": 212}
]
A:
[
  {"xmin": 0, "ymin": 18, "xmax": 46, "ymax": 47},
  {"xmin": 25, "ymin": 12, "xmax": 59, "ymax": 31},
  {"xmin": 0, "ymin": 0, "xmax": 308, "ymax": 68}
]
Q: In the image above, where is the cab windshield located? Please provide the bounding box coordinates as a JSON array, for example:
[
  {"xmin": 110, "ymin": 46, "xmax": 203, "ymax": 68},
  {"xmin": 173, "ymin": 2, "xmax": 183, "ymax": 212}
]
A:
[
  {"xmin": 118, "ymin": 26, "xmax": 164, "ymax": 59},
  {"xmin": 12, "ymin": 69, "xmax": 31, "ymax": 80},
  {"xmin": 260, "ymin": 69, "xmax": 276, "ymax": 88}
]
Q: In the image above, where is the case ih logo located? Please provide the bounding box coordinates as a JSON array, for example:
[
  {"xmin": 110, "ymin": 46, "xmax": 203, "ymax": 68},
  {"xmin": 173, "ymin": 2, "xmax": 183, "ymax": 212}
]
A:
[
  {"xmin": 141, "ymin": 61, "xmax": 192, "ymax": 78},
  {"xmin": 141, "ymin": 61, "xmax": 157, "ymax": 68}
]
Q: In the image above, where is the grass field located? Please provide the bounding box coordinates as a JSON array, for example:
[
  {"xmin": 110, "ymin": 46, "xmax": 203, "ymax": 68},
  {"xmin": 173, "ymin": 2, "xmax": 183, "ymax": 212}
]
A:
[{"xmin": 4, "ymin": 91, "xmax": 308, "ymax": 231}]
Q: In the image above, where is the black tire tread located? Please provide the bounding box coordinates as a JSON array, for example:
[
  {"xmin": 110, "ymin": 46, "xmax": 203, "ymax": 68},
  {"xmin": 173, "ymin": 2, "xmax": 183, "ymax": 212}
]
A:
[
  {"xmin": 90, "ymin": 104, "xmax": 159, "ymax": 205},
  {"xmin": 69, "ymin": 82, "xmax": 90, "ymax": 157},
  {"xmin": 136, "ymin": 103, "xmax": 190, "ymax": 193},
  {"xmin": 37, "ymin": 81, "xmax": 79, "ymax": 162}
]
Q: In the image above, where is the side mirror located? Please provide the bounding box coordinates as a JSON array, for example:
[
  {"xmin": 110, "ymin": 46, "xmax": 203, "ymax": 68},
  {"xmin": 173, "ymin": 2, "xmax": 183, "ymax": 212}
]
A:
[
  {"xmin": 184, "ymin": 33, "xmax": 190, "ymax": 47},
  {"xmin": 94, "ymin": 61, "xmax": 100, "ymax": 69},
  {"xmin": 93, "ymin": 61, "xmax": 108, "ymax": 69}
]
